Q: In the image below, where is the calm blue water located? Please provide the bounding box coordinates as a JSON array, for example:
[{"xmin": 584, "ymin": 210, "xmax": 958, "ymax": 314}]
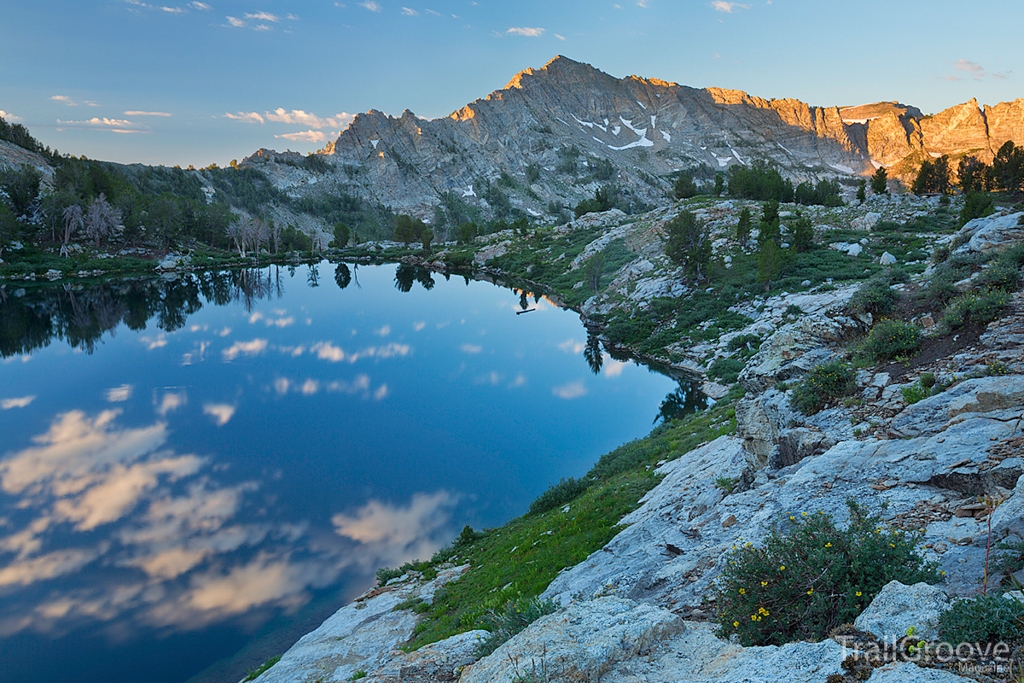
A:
[{"xmin": 0, "ymin": 262, "xmax": 681, "ymax": 683}]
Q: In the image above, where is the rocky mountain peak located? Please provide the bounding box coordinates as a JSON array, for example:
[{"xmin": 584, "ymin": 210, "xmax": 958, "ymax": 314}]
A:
[{"xmin": 249, "ymin": 56, "xmax": 1024, "ymax": 227}]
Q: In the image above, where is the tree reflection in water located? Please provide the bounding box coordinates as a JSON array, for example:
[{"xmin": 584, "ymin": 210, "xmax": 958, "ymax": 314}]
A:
[
  {"xmin": 0, "ymin": 266, "xmax": 297, "ymax": 358},
  {"xmin": 655, "ymin": 381, "xmax": 710, "ymax": 424}
]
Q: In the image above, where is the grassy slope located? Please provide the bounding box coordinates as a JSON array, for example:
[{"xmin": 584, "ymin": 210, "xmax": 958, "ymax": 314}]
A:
[{"xmin": 398, "ymin": 400, "xmax": 738, "ymax": 649}]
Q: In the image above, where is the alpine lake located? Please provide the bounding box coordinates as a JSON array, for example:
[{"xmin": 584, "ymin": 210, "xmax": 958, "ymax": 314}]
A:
[{"xmin": 0, "ymin": 261, "xmax": 702, "ymax": 683}]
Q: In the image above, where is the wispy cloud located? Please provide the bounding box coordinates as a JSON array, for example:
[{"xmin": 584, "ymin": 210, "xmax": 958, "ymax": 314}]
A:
[
  {"xmin": 359, "ymin": 1, "xmax": 382, "ymax": 11},
  {"xmin": 125, "ymin": 110, "xmax": 172, "ymax": 117},
  {"xmin": 266, "ymin": 108, "xmax": 353, "ymax": 129},
  {"xmin": 945, "ymin": 59, "xmax": 1008, "ymax": 81},
  {"xmin": 106, "ymin": 385, "xmax": 134, "ymax": 403},
  {"xmin": 222, "ymin": 338, "xmax": 268, "ymax": 361},
  {"xmin": 401, "ymin": 6, "xmax": 418, "ymax": 15},
  {"xmin": 245, "ymin": 11, "xmax": 279, "ymax": 21},
  {"xmin": 161, "ymin": 6, "xmax": 184, "ymax": 13},
  {"xmin": 50, "ymin": 95, "xmax": 78, "ymax": 106},
  {"xmin": 710, "ymin": 1, "xmax": 750, "ymax": 11},
  {"xmin": 507, "ymin": 26, "xmax": 544, "ymax": 37},
  {"xmin": 0, "ymin": 110, "xmax": 20, "ymax": 122},
  {"xmin": 276, "ymin": 130, "xmax": 329, "ymax": 143},
  {"xmin": 56, "ymin": 117, "xmax": 145, "ymax": 134},
  {"xmin": 224, "ymin": 111, "xmax": 264, "ymax": 124},
  {"xmin": 460, "ymin": 344, "xmax": 482, "ymax": 354},
  {"xmin": 202, "ymin": 403, "xmax": 235, "ymax": 426},
  {"xmin": 225, "ymin": 15, "xmax": 246, "ymax": 27},
  {"xmin": 1, "ymin": 396, "xmax": 34, "ymax": 410},
  {"xmin": 552, "ymin": 380, "xmax": 588, "ymax": 400},
  {"xmin": 189, "ymin": 1, "xmax": 212, "ymax": 9}
]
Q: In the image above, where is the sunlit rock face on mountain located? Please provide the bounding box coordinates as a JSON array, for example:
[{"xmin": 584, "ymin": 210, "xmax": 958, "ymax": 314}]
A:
[{"xmin": 244, "ymin": 56, "xmax": 1024, "ymax": 221}]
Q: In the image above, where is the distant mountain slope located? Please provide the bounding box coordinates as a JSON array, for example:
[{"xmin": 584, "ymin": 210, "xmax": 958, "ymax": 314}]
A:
[{"xmin": 244, "ymin": 55, "xmax": 1024, "ymax": 228}]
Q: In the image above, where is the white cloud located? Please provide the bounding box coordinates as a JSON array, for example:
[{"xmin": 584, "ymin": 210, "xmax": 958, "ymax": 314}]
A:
[
  {"xmin": 413, "ymin": 321, "xmax": 426, "ymax": 332},
  {"xmin": 54, "ymin": 455, "xmax": 204, "ymax": 531},
  {"xmin": 375, "ymin": 325, "xmax": 391, "ymax": 337},
  {"xmin": 460, "ymin": 344, "xmax": 482, "ymax": 354},
  {"xmin": 401, "ymin": 6, "xmax": 418, "ymax": 15},
  {"xmin": 161, "ymin": 6, "xmax": 184, "ymax": 13},
  {"xmin": 203, "ymin": 403, "xmax": 236, "ymax": 426},
  {"xmin": 948, "ymin": 59, "xmax": 1007, "ymax": 81},
  {"xmin": 507, "ymin": 26, "xmax": 544, "ymax": 37},
  {"xmin": 508, "ymin": 374, "xmax": 527, "ymax": 389},
  {"xmin": 558, "ymin": 339, "xmax": 585, "ymax": 354},
  {"xmin": 224, "ymin": 111, "xmax": 264, "ymax": 124},
  {"xmin": 0, "ymin": 409, "xmax": 168, "ymax": 496},
  {"xmin": 225, "ymin": 15, "xmax": 246, "ymax": 27},
  {"xmin": 273, "ymin": 378, "xmax": 291, "ymax": 395},
  {"xmin": 276, "ymin": 130, "xmax": 329, "ymax": 143},
  {"xmin": 0, "ymin": 110, "xmax": 21, "ymax": 122},
  {"xmin": 373, "ymin": 384, "xmax": 389, "ymax": 400},
  {"xmin": 56, "ymin": 117, "xmax": 145, "ymax": 134},
  {"xmin": 359, "ymin": 1, "xmax": 382, "ymax": 11},
  {"xmin": 106, "ymin": 384, "xmax": 134, "ymax": 403},
  {"xmin": 552, "ymin": 380, "xmax": 588, "ymax": 400},
  {"xmin": 189, "ymin": 2, "xmax": 212, "ymax": 9},
  {"xmin": 124, "ymin": 110, "xmax": 172, "ymax": 117},
  {"xmin": 332, "ymin": 491, "xmax": 458, "ymax": 569},
  {"xmin": 1, "ymin": 396, "xmax": 35, "ymax": 410},
  {"xmin": 265, "ymin": 108, "xmax": 354, "ymax": 129},
  {"xmin": 0, "ymin": 549, "xmax": 102, "ymax": 587},
  {"xmin": 222, "ymin": 338, "xmax": 268, "ymax": 361},
  {"xmin": 710, "ymin": 0, "xmax": 749, "ymax": 12},
  {"xmin": 310, "ymin": 341, "xmax": 411, "ymax": 364},
  {"xmin": 51, "ymin": 95, "xmax": 78, "ymax": 106},
  {"xmin": 300, "ymin": 380, "xmax": 319, "ymax": 396},
  {"xmin": 603, "ymin": 355, "xmax": 627, "ymax": 378},
  {"xmin": 156, "ymin": 392, "xmax": 187, "ymax": 417},
  {"xmin": 245, "ymin": 11, "xmax": 279, "ymax": 21}
]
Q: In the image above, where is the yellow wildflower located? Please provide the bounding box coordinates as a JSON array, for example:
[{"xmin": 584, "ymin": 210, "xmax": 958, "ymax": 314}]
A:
[
  {"xmin": 739, "ymin": 588, "xmax": 746, "ymax": 595},
  {"xmin": 855, "ymin": 591, "xmax": 862, "ymax": 597},
  {"xmin": 733, "ymin": 621, "xmax": 740, "ymax": 628}
]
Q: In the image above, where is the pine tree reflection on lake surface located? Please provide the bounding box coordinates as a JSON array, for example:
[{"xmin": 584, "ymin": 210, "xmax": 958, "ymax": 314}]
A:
[{"xmin": 0, "ymin": 262, "xmax": 683, "ymax": 683}]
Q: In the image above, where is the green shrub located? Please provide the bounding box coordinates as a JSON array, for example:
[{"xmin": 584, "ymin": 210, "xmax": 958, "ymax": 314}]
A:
[
  {"xmin": 727, "ymin": 334, "xmax": 762, "ymax": 352},
  {"xmin": 714, "ymin": 502, "xmax": 941, "ymax": 646},
  {"xmin": 476, "ymin": 597, "xmax": 558, "ymax": 657},
  {"xmin": 791, "ymin": 360, "xmax": 857, "ymax": 415},
  {"xmin": 708, "ymin": 357, "xmax": 746, "ymax": 384},
  {"xmin": 528, "ymin": 477, "xmax": 590, "ymax": 515},
  {"xmin": 847, "ymin": 277, "xmax": 899, "ymax": 317},
  {"xmin": 976, "ymin": 262, "xmax": 1022, "ymax": 293},
  {"xmin": 901, "ymin": 382, "xmax": 930, "ymax": 405},
  {"xmin": 939, "ymin": 594, "xmax": 1024, "ymax": 646},
  {"xmin": 862, "ymin": 319, "xmax": 922, "ymax": 361},
  {"xmin": 942, "ymin": 291, "xmax": 1008, "ymax": 329}
]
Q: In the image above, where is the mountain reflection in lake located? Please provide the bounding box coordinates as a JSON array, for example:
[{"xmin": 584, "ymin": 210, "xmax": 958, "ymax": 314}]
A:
[{"xmin": 0, "ymin": 263, "xmax": 683, "ymax": 683}]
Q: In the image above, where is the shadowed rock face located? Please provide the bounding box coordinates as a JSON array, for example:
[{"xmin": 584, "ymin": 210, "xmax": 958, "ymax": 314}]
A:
[{"xmin": 244, "ymin": 55, "xmax": 1024, "ymax": 222}]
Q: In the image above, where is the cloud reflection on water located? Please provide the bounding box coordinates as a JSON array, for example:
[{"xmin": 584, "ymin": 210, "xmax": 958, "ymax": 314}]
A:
[{"xmin": 0, "ymin": 407, "xmax": 463, "ymax": 638}]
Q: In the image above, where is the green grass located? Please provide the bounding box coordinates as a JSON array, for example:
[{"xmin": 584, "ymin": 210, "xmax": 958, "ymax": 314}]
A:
[
  {"xmin": 402, "ymin": 402, "xmax": 737, "ymax": 651},
  {"xmin": 243, "ymin": 655, "xmax": 281, "ymax": 682}
]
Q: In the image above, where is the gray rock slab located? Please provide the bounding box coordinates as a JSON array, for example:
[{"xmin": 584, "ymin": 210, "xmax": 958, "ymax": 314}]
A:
[
  {"xmin": 599, "ymin": 621, "xmax": 844, "ymax": 683},
  {"xmin": 459, "ymin": 596, "xmax": 682, "ymax": 683},
  {"xmin": 853, "ymin": 581, "xmax": 950, "ymax": 642}
]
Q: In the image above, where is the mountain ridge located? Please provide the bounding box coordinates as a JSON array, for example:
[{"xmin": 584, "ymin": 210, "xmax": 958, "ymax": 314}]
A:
[{"xmin": 243, "ymin": 55, "xmax": 1024, "ymax": 230}]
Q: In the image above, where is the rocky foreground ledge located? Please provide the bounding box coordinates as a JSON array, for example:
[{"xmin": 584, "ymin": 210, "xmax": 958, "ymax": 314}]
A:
[{"xmin": 252, "ymin": 208, "xmax": 1024, "ymax": 683}]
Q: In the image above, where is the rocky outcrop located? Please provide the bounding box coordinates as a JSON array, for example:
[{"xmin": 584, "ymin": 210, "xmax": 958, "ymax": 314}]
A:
[{"xmin": 253, "ymin": 565, "xmax": 474, "ymax": 683}]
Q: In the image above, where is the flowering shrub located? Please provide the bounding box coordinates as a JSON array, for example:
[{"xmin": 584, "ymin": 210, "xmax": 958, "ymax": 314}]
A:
[
  {"xmin": 862, "ymin": 319, "xmax": 922, "ymax": 361},
  {"xmin": 791, "ymin": 360, "xmax": 856, "ymax": 415},
  {"xmin": 713, "ymin": 501, "xmax": 942, "ymax": 646}
]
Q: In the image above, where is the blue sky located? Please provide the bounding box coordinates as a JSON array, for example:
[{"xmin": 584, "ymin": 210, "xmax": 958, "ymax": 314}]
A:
[{"xmin": 1, "ymin": 0, "xmax": 1021, "ymax": 167}]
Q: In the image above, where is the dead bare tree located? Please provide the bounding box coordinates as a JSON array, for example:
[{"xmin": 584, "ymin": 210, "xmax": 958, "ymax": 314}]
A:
[{"xmin": 61, "ymin": 204, "xmax": 84, "ymax": 257}]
